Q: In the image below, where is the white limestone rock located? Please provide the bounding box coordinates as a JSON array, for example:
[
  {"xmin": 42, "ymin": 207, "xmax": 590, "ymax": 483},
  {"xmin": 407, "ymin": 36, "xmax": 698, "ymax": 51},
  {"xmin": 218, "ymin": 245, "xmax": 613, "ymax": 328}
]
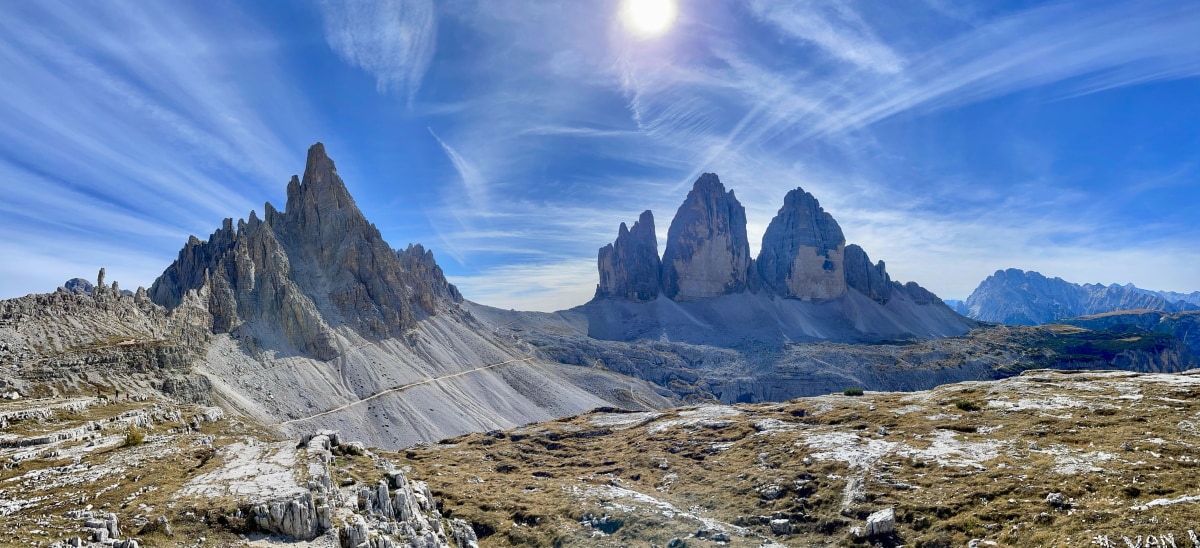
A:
[{"xmin": 865, "ymin": 507, "xmax": 895, "ymax": 537}]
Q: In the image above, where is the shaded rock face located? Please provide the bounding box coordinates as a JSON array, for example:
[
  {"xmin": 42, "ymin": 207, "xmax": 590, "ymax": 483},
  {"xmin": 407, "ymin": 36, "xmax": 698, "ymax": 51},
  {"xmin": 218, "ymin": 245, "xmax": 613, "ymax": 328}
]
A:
[
  {"xmin": 61, "ymin": 278, "xmax": 95, "ymax": 295},
  {"xmin": 757, "ymin": 188, "xmax": 846, "ymax": 300},
  {"xmin": 963, "ymin": 269, "xmax": 1197, "ymax": 325},
  {"xmin": 596, "ymin": 210, "xmax": 661, "ymax": 301},
  {"xmin": 843, "ymin": 244, "xmax": 891, "ymax": 305},
  {"xmin": 661, "ymin": 174, "xmax": 752, "ymax": 300},
  {"xmin": 1, "ymin": 268, "xmax": 215, "ymax": 404},
  {"xmin": 149, "ymin": 143, "xmax": 462, "ymax": 360}
]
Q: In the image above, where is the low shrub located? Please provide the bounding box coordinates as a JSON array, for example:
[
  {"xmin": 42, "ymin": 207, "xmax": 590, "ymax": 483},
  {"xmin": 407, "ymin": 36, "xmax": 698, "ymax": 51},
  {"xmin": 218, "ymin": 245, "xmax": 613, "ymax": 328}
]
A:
[
  {"xmin": 124, "ymin": 425, "xmax": 145, "ymax": 447},
  {"xmin": 955, "ymin": 400, "xmax": 981, "ymax": 412},
  {"xmin": 843, "ymin": 388, "xmax": 864, "ymax": 397}
]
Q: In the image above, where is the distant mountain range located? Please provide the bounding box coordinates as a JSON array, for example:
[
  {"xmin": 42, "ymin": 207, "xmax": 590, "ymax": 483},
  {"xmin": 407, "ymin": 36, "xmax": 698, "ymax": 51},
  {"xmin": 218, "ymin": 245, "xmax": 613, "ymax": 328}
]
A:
[{"xmin": 956, "ymin": 268, "xmax": 1198, "ymax": 325}]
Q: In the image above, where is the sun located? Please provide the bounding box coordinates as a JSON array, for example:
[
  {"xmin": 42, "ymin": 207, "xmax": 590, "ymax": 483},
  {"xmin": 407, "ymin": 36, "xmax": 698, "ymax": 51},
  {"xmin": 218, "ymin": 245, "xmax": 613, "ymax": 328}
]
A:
[{"xmin": 621, "ymin": 0, "xmax": 677, "ymax": 38}]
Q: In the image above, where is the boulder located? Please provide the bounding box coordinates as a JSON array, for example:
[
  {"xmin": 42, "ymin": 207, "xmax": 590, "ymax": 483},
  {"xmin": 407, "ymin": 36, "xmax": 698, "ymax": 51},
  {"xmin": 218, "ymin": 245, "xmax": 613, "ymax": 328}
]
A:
[
  {"xmin": 449, "ymin": 518, "xmax": 479, "ymax": 548},
  {"xmin": 865, "ymin": 507, "xmax": 895, "ymax": 537}
]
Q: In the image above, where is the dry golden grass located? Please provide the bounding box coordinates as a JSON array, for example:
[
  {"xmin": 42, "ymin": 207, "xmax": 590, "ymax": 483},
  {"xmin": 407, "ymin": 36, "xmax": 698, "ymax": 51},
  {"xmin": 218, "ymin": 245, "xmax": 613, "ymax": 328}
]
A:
[{"xmin": 388, "ymin": 370, "xmax": 1200, "ymax": 547}]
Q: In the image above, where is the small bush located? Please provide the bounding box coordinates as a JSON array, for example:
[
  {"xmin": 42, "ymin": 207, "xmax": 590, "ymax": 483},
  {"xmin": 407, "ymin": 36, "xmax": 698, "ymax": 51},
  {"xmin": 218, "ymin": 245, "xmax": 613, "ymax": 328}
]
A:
[
  {"xmin": 843, "ymin": 388, "xmax": 864, "ymax": 396},
  {"xmin": 955, "ymin": 400, "xmax": 981, "ymax": 412},
  {"xmin": 124, "ymin": 425, "xmax": 145, "ymax": 447}
]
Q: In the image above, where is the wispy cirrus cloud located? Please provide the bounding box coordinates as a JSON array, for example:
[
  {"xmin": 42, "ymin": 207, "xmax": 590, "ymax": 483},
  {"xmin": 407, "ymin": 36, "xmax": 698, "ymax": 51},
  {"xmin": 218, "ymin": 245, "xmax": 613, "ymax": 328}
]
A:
[
  {"xmin": 805, "ymin": 0, "xmax": 1200, "ymax": 138},
  {"xmin": 449, "ymin": 258, "xmax": 598, "ymax": 312},
  {"xmin": 319, "ymin": 0, "xmax": 437, "ymax": 101},
  {"xmin": 746, "ymin": 0, "xmax": 906, "ymax": 74},
  {"xmin": 0, "ymin": 1, "xmax": 319, "ymax": 297}
]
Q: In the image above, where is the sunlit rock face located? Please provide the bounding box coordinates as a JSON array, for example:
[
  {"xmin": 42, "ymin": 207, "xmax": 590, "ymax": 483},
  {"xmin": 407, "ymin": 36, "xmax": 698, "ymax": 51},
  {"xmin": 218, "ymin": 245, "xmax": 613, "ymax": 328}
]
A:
[
  {"xmin": 596, "ymin": 210, "xmax": 662, "ymax": 302},
  {"xmin": 660, "ymin": 173, "xmax": 752, "ymax": 300},
  {"xmin": 757, "ymin": 187, "xmax": 847, "ymax": 301}
]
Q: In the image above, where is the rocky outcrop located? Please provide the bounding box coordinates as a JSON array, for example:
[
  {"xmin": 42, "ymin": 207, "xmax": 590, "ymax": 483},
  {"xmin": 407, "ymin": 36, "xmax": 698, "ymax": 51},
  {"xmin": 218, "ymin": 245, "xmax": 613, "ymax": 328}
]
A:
[
  {"xmin": 148, "ymin": 143, "xmax": 463, "ymax": 359},
  {"xmin": 843, "ymin": 244, "xmax": 891, "ymax": 304},
  {"xmin": 963, "ymin": 269, "xmax": 1198, "ymax": 325},
  {"xmin": 661, "ymin": 174, "xmax": 751, "ymax": 300},
  {"xmin": 0, "ymin": 268, "xmax": 213, "ymax": 403},
  {"xmin": 757, "ymin": 187, "xmax": 846, "ymax": 300},
  {"xmin": 596, "ymin": 210, "xmax": 662, "ymax": 301}
]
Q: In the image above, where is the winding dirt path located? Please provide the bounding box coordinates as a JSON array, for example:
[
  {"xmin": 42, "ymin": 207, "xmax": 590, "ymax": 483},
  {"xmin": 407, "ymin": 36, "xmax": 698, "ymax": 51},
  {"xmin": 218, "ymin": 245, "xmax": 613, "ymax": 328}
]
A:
[{"xmin": 275, "ymin": 357, "xmax": 533, "ymax": 426}]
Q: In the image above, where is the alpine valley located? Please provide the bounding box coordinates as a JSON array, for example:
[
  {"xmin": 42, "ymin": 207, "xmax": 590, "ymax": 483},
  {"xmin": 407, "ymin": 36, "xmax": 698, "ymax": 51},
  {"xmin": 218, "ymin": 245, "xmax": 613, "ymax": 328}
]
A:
[{"xmin": 2, "ymin": 145, "xmax": 1197, "ymax": 548}]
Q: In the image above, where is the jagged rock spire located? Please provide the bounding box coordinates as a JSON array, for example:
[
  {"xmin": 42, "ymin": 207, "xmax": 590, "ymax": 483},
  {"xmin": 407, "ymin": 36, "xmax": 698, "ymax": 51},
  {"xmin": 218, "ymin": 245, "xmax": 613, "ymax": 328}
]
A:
[
  {"xmin": 844, "ymin": 244, "xmax": 891, "ymax": 304},
  {"xmin": 661, "ymin": 173, "xmax": 752, "ymax": 300},
  {"xmin": 596, "ymin": 210, "xmax": 661, "ymax": 301},
  {"xmin": 149, "ymin": 142, "xmax": 462, "ymax": 359},
  {"xmin": 757, "ymin": 187, "xmax": 847, "ymax": 300}
]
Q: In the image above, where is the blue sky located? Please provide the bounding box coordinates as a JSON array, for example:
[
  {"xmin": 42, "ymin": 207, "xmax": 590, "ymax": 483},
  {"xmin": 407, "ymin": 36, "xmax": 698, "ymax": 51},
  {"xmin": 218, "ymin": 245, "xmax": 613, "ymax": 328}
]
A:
[{"xmin": 1, "ymin": 0, "xmax": 1198, "ymax": 311}]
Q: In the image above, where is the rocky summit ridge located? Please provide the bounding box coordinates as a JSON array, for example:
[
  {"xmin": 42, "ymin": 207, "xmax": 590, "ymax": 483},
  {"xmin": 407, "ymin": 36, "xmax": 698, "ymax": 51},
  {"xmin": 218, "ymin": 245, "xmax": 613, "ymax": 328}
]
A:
[
  {"xmin": 588, "ymin": 173, "xmax": 968, "ymax": 345},
  {"xmin": 962, "ymin": 268, "xmax": 1198, "ymax": 325}
]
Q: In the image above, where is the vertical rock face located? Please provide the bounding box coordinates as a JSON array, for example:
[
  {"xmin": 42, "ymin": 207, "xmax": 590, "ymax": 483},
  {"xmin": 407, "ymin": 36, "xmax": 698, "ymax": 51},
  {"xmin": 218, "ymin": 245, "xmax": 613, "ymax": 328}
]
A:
[
  {"xmin": 756, "ymin": 188, "xmax": 847, "ymax": 300},
  {"xmin": 843, "ymin": 244, "xmax": 892, "ymax": 304},
  {"xmin": 596, "ymin": 210, "xmax": 662, "ymax": 301},
  {"xmin": 661, "ymin": 174, "xmax": 752, "ymax": 300},
  {"xmin": 148, "ymin": 143, "xmax": 462, "ymax": 359}
]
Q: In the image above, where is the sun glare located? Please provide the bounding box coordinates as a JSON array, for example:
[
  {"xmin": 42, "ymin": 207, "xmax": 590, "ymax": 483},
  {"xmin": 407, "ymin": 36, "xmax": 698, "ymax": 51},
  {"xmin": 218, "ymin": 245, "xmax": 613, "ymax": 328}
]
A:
[{"xmin": 622, "ymin": 0, "xmax": 677, "ymax": 38}]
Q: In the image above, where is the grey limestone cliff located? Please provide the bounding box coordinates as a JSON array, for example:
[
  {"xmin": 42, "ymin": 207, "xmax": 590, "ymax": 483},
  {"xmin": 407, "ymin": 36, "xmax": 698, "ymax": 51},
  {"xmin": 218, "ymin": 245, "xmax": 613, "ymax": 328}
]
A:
[
  {"xmin": 843, "ymin": 244, "xmax": 892, "ymax": 305},
  {"xmin": 757, "ymin": 187, "xmax": 846, "ymax": 301},
  {"xmin": 596, "ymin": 210, "xmax": 661, "ymax": 301},
  {"xmin": 587, "ymin": 174, "xmax": 971, "ymax": 345},
  {"xmin": 661, "ymin": 174, "xmax": 752, "ymax": 300}
]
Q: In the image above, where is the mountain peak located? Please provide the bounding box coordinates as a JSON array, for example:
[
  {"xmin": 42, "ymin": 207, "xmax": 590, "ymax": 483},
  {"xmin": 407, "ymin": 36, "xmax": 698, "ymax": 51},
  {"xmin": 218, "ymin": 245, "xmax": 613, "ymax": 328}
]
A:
[
  {"xmin": 596, "ymin": 210, "xmax": 661, "ymax": 301},
  {"xmin": 662, "ymin": 173, "xmax": 751, "ymax": 300},
  {"xmin": 285, "ymin": 143, "xmax": 361, "ymax": 231},
  {"xmin": 757, "ymin": 186, "xmax": 846, "ymax": 300},
  {"xmin": 150, "ymin": 143, "xmax": 461, "ymax": 358},
  {"xmin": 963, "ymin": 269, "xmax": 1196, "ymax": 325},
  {"xmin": 302, "ymin": 142, "xmax": 336, "ymax": 188}
]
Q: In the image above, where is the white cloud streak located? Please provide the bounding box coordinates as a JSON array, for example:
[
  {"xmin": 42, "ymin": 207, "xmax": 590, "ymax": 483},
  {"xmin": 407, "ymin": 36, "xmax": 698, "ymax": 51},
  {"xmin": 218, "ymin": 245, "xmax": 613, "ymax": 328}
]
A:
[
  {"xmin": 319, "ymin": 0, "xmax": 437, "ymax": 101},
  {"xmin": 0, "ymin": 1, "xmax": 319, "ymax": 298},
  {"xmin": 448, "ymin": 258, "xmax": 598, "ymax": 312},
  {"xmin": 746, "ymin": 0, "xmax": 907, "ymax": 74},
  {"xmin": 805, "ymin": 0, "xmax": 1200, "ymax": 139}
]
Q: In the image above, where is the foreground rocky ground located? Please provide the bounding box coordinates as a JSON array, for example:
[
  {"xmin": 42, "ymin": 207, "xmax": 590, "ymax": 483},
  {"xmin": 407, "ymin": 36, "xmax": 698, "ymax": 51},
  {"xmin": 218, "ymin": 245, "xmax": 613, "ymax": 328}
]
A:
[
  {"xmin": 4, "ymin": 368, "xmax": 1200, "ymax": 547},
  {"xmin": 396, "ymin": 369, "xmax": 1200, "ymax": 547},
  {"xmin": 0, "ymin": 395, "xmax": 476, "ymax": 547}
]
